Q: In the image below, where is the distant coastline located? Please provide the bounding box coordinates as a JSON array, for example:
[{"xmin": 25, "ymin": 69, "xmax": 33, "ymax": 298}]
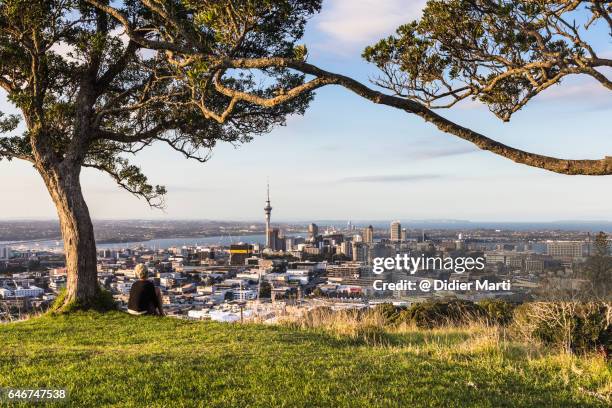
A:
[{"xmin": 3, "ymin": 218, "xmax": 612, "ymax": 248}]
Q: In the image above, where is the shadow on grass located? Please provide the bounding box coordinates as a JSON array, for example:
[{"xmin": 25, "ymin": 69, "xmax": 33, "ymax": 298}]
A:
[{"xmin": 49, "ymin": 338, "xmax": 602, "ymax": 407}]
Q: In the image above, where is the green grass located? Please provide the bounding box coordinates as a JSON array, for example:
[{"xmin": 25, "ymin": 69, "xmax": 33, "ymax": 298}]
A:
[{"xmin": 0, "ymin": 312, "xmax": 610, "ymax": 407}]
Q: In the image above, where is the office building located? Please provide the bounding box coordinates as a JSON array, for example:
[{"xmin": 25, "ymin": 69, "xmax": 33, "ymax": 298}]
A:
[
  {"xmin": 390, "ymin": 221, "xmax": 402, "ymax": 242},
  {"xmin": 352, "ymin": 241, "xmax": 368, "ymax": 263},
  {"xmin": 308, "ymin": 223, "xmax": 319, "ymax": 241},
  {"xmin": 327, "ymin": 263, "xmax": 367, "ymax": 280},
  {"xmin": 340, "ymin": 241, "xmax": 353, "ymax": 257},
  {"xmin": 267, "ymin": 228, "xmax": 283, "ymax": 251},
  {"xmin": 546, "ymin": 241, "xmax": 584, "ymax": 259},
  {"xmin": 363, "ymin": 225, "xmax": 373, "ymax": 244}
]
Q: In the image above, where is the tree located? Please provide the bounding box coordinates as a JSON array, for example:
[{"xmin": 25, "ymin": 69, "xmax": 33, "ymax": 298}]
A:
[
  {"xmin": 311, "ymin": 287, "xmax": 324, "ymax": 298},
  {"xmin": 0, "ymin": 0, "xmax": 320, "ymax": 309},
  {"xmin": 583, "ymin": 232, "xmax": 612, "ymax": 299},
  {"xmin": 258, "ymin": 280, "xmax": 271, "ymax": 298}
]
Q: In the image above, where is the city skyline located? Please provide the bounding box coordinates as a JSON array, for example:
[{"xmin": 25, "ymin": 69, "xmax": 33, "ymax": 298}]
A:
[{"xmin": 1, "ymin": 0, "xmax": 611, "ymax": 221}]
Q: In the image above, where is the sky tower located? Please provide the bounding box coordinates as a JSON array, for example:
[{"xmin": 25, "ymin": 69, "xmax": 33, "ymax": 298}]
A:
[{"xmin": 264, "ymin": 182, "xmax": 272, "ymax": 248}]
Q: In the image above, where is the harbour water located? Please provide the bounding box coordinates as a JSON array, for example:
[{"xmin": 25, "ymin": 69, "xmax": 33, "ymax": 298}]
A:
[{"xmin": 2, "ymin": 233, "xmax": 305, "ymax": 251}]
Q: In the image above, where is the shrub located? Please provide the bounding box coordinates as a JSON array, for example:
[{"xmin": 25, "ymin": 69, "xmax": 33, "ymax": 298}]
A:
[
  {"xmin": 511, "ymin": 302, "xmax": 611, "ymax": 354},
  {"xmin": 397, "ymin": 300, "xmax": 484, "ymax": 329},
  {"xmin": 299, "ymin": 306, "xmax": 334, "ymax": 327},
  {"xmin": 479, "ymin": 299, "xmax": 516, "ymax": 326},
  {"xmin": 371, "ymin": 303, "xmax": 402, "ymax": 324}
]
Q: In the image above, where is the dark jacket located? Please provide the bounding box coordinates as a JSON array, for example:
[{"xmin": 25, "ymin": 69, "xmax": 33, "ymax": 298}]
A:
[{"xmin": 128, "ymin": 280, "xmax": 161, "ymax": 314}]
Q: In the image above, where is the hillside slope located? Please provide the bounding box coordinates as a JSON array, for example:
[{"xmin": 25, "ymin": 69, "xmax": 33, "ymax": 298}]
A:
[{"xmin": 0, "ymin": 312, "xmax": 610, "ymax": 407}]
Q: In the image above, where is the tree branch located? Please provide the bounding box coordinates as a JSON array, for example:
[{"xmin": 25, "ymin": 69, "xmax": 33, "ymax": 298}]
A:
[
  {"xmin": 83, "ymin": 159, "xmax": 166, "ymax": 209},
  {"xmin": 84, "ymin": 0, "xmax": 193, "ymax": 54},
  {"xmin": 210, "ymin": 70, "xmax": 335, "ymax": 110},
  {"xmin": 96, "ymin": 40, "xmax": 139, "ymax": 93},
  {"xmin": 152, "ymin": 135, "xmax": 211, "ymax": 163},
  {"xmin": 219, "ymin": 57, "xmax": 612, "ymax": 175},
  {"xmin": 0, "ymin": 149, "xmax": 32, "ymax": 162}
]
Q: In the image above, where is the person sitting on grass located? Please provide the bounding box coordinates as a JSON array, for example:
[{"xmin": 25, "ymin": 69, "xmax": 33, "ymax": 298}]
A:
[{"xmin": 127, "ymin": 264, "xmax": 165, "ymax": 316}]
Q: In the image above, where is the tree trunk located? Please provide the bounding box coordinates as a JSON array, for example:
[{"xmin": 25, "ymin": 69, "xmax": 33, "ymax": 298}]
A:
[{"xmin": 39, "ymin": 162, "xmax": 99, "ymax": 310}]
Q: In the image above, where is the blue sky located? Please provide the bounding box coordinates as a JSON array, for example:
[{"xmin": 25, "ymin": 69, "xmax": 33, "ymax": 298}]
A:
[{"xmin": 1, "ymin": 0, "xmax": 611, "ymax": 222}]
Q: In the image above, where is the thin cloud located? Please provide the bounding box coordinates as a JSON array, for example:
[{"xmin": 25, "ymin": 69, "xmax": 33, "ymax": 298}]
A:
[
  {"xmin": 339, "ymin": 174, "xmax": 443, "ymax": 183},
  {"xmin": 375, "ymin": 141, "xmax": 481, "ymax": 161},
  {"xmin": 537, "ymin": 80, "xmax": 610, "ymax": 102},
  {"xmin": 316, "ymin": 143, "xmax": 342, "ymax": 152},
  {"xmin": 167, "ymin": 186, "xmax": 224, "ymax": 193},
  {"xmin": 412, "ymin": 145, "xmax": 479, "ymax": 160},
  {"xmin": 315, "ymin": 0, "xmax": 426, "ymax": 49}
]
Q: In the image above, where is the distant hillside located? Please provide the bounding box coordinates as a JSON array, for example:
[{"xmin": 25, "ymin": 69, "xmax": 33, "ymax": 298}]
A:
[
  {"xmin": 0, "ymin": 220, "xmax": 307, "ymax": 244},
  {"xmin": 0, "ymin": 312, "xmax": 609, "ymax": 407},
  {"xmin": 311, "ymin": 219, "xmax": 612, "ymax": 232}
]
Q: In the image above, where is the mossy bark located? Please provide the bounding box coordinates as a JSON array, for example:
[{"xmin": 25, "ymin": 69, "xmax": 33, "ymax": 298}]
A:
[{"xmin": 40, "ymin": 163, "xmax": 100, "ymax": 311}]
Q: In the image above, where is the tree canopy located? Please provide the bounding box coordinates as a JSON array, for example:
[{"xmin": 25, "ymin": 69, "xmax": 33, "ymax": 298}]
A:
[
  {"xmin": 0, "ymin": 0, "xmax": 321, "ymax": 206},
  {"xmin": 364, "ymin": 0, "xmax": 611, "ymax": 122},
  {"xmin": 2, "ymin": 0, "xmax": 612, "ymax": 194},
  {"xmin": 77, "ymin": 0, "xmax": 612, "ymax": 176}
]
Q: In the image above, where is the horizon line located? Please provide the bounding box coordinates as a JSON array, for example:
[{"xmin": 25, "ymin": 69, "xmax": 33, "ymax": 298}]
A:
[{"xmin": 2, "ymin": 218, "xmax": 612, "ymax": 224}]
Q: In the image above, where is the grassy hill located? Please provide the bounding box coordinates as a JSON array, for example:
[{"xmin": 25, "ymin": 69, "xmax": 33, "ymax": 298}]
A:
[{"xmin": 0, "ymin": 312, "xmax": 610, "ymax": 407}]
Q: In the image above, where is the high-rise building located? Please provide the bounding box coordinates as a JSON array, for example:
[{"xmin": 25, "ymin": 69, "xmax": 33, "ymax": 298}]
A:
[
  {"xmin": 264, "ymin": 183, "xmax": 272, "ymax": 248},
  {"xmin": 340, "ymin": 241, "xmax": 353, "ymax": 257},
  {"xmin": 363, "ymin": 225, "xmax": 374, "ymax": 244},
  {"xmin": 390, "ymin": 221, "xmax": 402, "ymax": 242},
  {"xmin": 308, "ymin": 223, "xmax": 319, "ymax": 241},
  {"xmin": 267, "ymin": 228, "xmax": 282, "ymax": 251},
  {"xmin": 285, "ymin": 237, "xmax": 295, "ymax": 251},
  {"xmin": 352, "ymin": 241, "xmax": 368, "ymax": 263}
]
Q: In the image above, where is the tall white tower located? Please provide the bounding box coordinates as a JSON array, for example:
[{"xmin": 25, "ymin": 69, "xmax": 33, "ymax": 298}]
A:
[{"xmin": 264, "ymin": 182, "xmax": 272, "ymax": 248}]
